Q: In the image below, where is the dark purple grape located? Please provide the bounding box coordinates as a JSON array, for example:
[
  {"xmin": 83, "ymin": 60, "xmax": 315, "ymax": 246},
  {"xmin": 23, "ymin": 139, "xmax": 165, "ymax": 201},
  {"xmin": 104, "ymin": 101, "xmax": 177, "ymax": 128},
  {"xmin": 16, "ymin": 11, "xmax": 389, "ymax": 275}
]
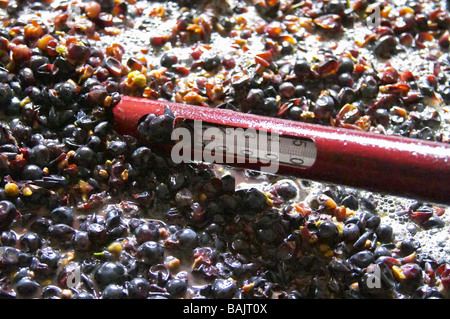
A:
[
  {"xmin": 41, "ymin": 285, "xmax": 62, "ymax": 299},
  {"xmin": 166, "ymin": 278, "xmax": 188, "ymax": 297},
  {"xmin": 87, "ymin": 223, "xmax": 107, "ymax": 245},
  {"xmin": 55, "ymin": 81, "xmax": 77, "ymax": 103},
  {"xmin": 317, "ymin": 221, "xmax": 339, "ymax": 244},
  {"xmin": 19, "ymin": 232, "xmax": 42, "ymax": 252},
  {"xmin": 73, "ymin": 231, "xmax": 92, "ymax": 252},
  {"xmin": 1, "ymin": 230, "xmax": 17, "ymax": 246},
  {"xmin": 101, "ymin": 284, "xmax": 127, "ymax": 299},
  {"xmin": 30, "ymin": 144, "xmax": 50, "ymax": 167},
  {"xmin": 160, "ymin": 53, "xmax": 178, "ymax": 68},
  {"xmin": 49, "ymin": 206, "xmax": 74, "ymax": 226},
  {"xmin": 174, "ymin": 228, "xmax": 198, "ymax": 251},
  {"xmin": 127, "ymin": 278, "xmax": 150, "ymax": 299},
  {"xmin": 343, "ymin": 223, "xmax": 360, "ymax": 243},
  {"xmin": 39, "ymin": 247, "xmax": 61, "ymax": 269},
  {"xmin": 131, "ymin": 147, "xmax": 153, "ymax": 170},
  {"xmin": 276, "ymin": 182, "xmax": 298, "ymax": 200},
  {"xmin": 374, "ymin": 35, "xmax": 397, "ymax": 59},
  {"xmin": 349, "ymin": 251, "xmax": 374, "ymax": 268},
  {"xmin": 137, "ymin": 241, "xmax": 164, "ymax": 265},
  {"xmin": 94, "ymin": 262, "xmax": 126, "ymax": 289},
  {"xmin": 74, "ymin": 146, "xmax": 96, "ymax": 167},
  {"xmin": 242, "ymin": 188, "xmax": 266, "ymax": 212},
  {"xmin": 212, "ymin": 278, "xmax": 237, "ymax": 299},
  {"xmin": 22, "ymin": 164, "xmax": 43, "ymax": 180},
  {"xmin": 0, "ymin": 201, "xmax": 17, "ymax": 230},
  {"xmin": 137, "ymin": 107, "xmax": 175, "ymax": 143},
  {"xmin": 73, "ymin": 292, "xmax": 95, "ymax": 299},
  {"xmin": 135, "ymin": 222, "xmax": 159, "ymax": 244},
  {"xmin": 338, "ymin": 57, "xmax": 354, "ymax": 74},
  {"xmin": 48, "ymin": 224, "xmax": 75, "ymax": 242},
  {"xmin": 245, "ymin": 88, "xmax": 264, "ymax": 110},
  {"xmin": 313, "ymin": 95, "xmax": 335, "ymax": 120},
  {"xmin": 203, "ymin": 54, "xmax": 221, "ymax": 71},
  {"xmin": 0, "ymin": 83, "xmax": 13, "ymax": 107},
  {"xmin": 16, "ymin": 277, "xmax": 40, "ymax": 297},
  {"xmin": 0, "ymin": 246, "xmax": 19, "ymax": 270}
]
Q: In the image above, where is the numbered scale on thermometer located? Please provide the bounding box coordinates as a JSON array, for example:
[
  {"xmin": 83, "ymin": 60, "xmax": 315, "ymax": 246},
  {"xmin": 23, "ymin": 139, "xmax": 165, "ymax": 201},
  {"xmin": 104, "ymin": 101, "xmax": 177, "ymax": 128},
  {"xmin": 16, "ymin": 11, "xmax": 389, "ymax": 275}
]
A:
[{"xmin": 191, "ymin": 122, "xmax": 318, "ymax": 169}]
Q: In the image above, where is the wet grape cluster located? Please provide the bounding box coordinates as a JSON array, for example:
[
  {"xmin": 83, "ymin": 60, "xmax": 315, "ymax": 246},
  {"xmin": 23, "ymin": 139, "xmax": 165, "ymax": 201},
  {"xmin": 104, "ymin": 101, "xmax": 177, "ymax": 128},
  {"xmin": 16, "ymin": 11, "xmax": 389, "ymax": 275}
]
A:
[{"xmin": 0, "ymin": 0, "xmax": 448, "ymax": 299}]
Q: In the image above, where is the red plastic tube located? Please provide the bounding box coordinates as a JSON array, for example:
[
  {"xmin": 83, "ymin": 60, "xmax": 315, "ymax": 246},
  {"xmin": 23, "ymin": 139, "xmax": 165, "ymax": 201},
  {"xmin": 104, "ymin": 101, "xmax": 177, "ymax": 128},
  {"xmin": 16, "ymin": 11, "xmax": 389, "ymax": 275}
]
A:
[{"xmin": 113, "ymin": 96, "xmax": 450, "ymax": 205}]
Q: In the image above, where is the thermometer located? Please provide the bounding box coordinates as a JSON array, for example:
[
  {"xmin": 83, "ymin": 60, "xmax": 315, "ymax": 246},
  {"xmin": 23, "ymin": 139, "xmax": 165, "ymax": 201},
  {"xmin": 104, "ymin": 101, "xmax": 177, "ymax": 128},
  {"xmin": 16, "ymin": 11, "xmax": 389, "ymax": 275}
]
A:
[{"xmin": 113, "ymin": 96, "xmax": 450, "ymax": 206}]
